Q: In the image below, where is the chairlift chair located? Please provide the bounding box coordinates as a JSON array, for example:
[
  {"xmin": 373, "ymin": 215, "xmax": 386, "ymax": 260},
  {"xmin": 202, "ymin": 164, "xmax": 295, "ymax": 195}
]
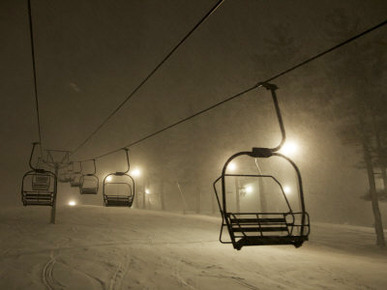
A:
[
  {"xmin": 102, "ymin": 148, "xmax": 135, "ymax": 207},
  {"xmin": 79, "ymin": 159, "xmax": 99, "ymax": 194},
  {"xmin": 58, "ymin": 163, "xmax": 72, "ymax": 183},
  {"xmin": 70, "ymin": 161, "xmax": 82, "ymax": 188},
  {"xmin": 213, "ymin": 83, "xmax": 310, "ymax": 250},
  {"xmin": 21, "ymin": 143, "xmax": 57, "ymax": 206}
]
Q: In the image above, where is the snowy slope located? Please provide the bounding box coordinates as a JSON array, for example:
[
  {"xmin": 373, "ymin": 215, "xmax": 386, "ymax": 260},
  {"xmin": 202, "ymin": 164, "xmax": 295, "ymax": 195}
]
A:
[{"xmin": 1, "ymin": 205, "xmax": 386, "ymax": 290}]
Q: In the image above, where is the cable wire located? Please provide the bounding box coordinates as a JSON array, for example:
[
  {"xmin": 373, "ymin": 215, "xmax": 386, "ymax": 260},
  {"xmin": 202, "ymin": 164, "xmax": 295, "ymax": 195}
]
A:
[
  {"xmin": 80, "ymin": 18, "xmax": 387, "ymax": 162},
  {"xmin": 28, "ymin": 0, "xmax": 43, "ymax": 149},
  {"xmin": 71, "ymin": 0, "xmax": 225, "ymax": 156}
]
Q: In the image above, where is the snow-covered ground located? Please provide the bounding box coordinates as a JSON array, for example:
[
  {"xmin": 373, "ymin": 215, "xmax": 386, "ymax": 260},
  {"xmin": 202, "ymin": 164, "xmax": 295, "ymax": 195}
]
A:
[{"xmin": 1, "ymin": 205, "xmax": 386, "ymax": 290}]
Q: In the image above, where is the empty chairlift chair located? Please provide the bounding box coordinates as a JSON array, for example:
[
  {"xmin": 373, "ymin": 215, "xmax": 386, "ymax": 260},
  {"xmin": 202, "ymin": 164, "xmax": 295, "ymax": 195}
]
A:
[
  {"xmin": 213, "ymin": 83, "xmax": 310, "ymax": 250},
  {"xmin": 79, "ymin": 159, "xmax": 99, "ymax": 194},
  {"xmin": 21, "ymin": 143, "xmax": 57, "ymax": 206},
  {"xmin": 103, "ymin": 148, "xmax": 136, "ymax": 207},
  {"xmin": 70, "ymin": 161, "xmax": 82, "ymax": 188},
  {"xmin": 58, "ymin": 163, "xmax": 72, "ymax": 183}
]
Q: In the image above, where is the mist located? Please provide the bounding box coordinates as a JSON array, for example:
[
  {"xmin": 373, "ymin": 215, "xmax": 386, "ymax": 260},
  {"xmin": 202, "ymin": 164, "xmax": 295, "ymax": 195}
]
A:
[{"xmin": 1, "ymin": 0, "xmax": 387, "ymax": 288}]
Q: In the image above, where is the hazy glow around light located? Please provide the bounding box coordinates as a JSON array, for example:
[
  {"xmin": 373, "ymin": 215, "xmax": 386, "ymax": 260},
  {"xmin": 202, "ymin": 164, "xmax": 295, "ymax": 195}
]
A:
[
  {"xmin": 131, "ymin": 168, "xmax": 141, "ymax": 177},
  {"xmin": 68, "ymin": 200, "xmax": 76, "ymax": 206},
  {"xmin": 245, "ymin": 185, "xmax": 253, "ymax": 194},
  {"xmin": 228, "ymin": 162, "xmax": 237, "ymax": 172},
  {"xmin": 283, "ymin": 186, "xmax": 291, "ymax": 194},
  {"xmin": 280, "ymin": 141, "xmax": 298, "ymax": 156},
  {"xmin": 145, "ymin": 188, "xmax": 150, "ymax": 194},
  {"xmin": 106, "ymin": 176, "xmax": 112, "ymax": 182}
]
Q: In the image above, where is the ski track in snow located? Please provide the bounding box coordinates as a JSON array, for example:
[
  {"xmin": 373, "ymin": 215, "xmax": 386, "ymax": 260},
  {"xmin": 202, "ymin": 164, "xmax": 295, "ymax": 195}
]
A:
[
  {"xmin": 42, "ymin": 251, "xmax": 63, "ymax": 290},
  {"xmin": 109, "ymin": 251, "xmax": 130, "ymax": 290},
  {"xmin": 174, "ymin": 259, "xmax": 196, "ymax": 289},
  {"xmin": 59, "ymin": 258, "xmax": 106, "ymax": 290},
  {"xmin": 1, "ymin": 206, "xmax": 387, "ymax": 289}
]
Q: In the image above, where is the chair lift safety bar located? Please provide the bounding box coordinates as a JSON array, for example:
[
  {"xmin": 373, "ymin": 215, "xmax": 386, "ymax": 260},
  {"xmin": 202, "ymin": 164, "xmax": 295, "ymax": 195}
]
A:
[
  {"xmin": 213, "ymin": 83, "xmax": 310, "ymax": 250},
  {"xmin": 21, "ymin": 142, "xmax": 57, "ymax": 207},
  {"xmin": 80, "ymin": 159, "xmax": 99, "ymax": 194},
  {"xmin": 102, "ymin": 148, "xmax": 136, "ymax": 207}
]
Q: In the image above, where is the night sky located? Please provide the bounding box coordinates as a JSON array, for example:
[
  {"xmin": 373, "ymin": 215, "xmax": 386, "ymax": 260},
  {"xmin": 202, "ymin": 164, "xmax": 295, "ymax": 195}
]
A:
[{"xmin": 1, "ymin": 0, "xmax": 386, "ymax": 218}]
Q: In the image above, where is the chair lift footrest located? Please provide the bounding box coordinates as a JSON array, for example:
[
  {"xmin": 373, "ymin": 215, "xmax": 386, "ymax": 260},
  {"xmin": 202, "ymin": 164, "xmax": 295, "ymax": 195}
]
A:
[
  {"xmin": 232, "ymin": 226, "xmax": 289, "ymax": 232},
  {"xmin": 80, "ymin": 188, "xmax": 98, "ymax": 194},
  {"xmin": 23, "ymin": 193, "xmax": 54, "ymax": 206},
  {"xmin": 230, "ymin": 217, "xmax": 287, "ymax": 224},
  {"xmin": 234, "ymin": 236, "xmax": 307, "ymax": 250},
  {"xmin": 104, "ymin": 196, "xmax": 132, "ymax": 207}
]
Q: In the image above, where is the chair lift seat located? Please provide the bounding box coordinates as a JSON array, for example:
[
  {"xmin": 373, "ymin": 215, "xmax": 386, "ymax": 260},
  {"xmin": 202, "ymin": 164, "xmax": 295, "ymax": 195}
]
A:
[
  {"xmin": 22, "ymin": 192, "xmax": 54, "ymax": 206},
  {"xmin": 104, "ymin": 195, "xmax": 133, "ymax": 207},
  {"xmin": 70, "ymin": 181, "xmax": 81, "ymax": 187},
  {"xmin": 225, "ymin": 212, "xmax": 308, "ymax": 250},
  {"xmin": 81, "ymin": 187, "xmax": 98, "ymax": 194},
  {"xmin": 234, "ymin": 236, "xmax": 307, "ymax": 250}
]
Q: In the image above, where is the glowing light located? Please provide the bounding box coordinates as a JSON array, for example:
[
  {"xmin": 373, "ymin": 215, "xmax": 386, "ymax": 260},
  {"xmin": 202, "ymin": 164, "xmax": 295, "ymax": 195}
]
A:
[
  {"xmin": 131, "ymin": 168, "xmax": 141, "ymax": 177},
  {"xmin": 283, "ymin": 186, "xmax": 291, "ymax": 195},
  {"xmin": 68, "ymin": 200, "xmax": 76, "ymax": 206},
  {"xmin": 106, "ymin": 176, "xmax": 112, "ymax": 182},
  {"xmin": 280, "ymin": 141, "xmax": 298, "ymax": 156},
  {"xmin": 145, "ymin": 188, "xmax": 150, "ymax": 194},
  {"xmin": 228, "ymin": 162, "xmax": 237, "ymax": 172},
  {"xmin": 245, "ymin": 185, "xmax": 253, "ymax": 194}
]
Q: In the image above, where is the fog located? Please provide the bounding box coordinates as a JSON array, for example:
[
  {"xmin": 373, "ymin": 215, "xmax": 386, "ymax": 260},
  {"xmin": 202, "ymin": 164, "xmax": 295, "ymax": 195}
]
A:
[{"xmin": 1, "ymin": 0, "xmax": 387, "ymax": 288}]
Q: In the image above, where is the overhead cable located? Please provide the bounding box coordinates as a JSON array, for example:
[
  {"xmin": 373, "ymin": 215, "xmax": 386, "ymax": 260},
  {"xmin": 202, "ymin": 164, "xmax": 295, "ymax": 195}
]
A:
[
  {"xmin": 80, "ymin": 18, "xmax": 387, "ymax": 162},
  {"xmin": 71, "ymin": 0, "xmax": 226, "ymax": 156},
  {"xmin": 28, "ymin": 0, "xmax": 43, "ymax": 149}
]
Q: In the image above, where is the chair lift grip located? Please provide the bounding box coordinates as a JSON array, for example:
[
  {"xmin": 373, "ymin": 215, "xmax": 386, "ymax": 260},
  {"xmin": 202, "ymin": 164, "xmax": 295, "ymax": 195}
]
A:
[
  {"xmin": 257, "ymin": 82, "xmax": 278, "ymax": 91},
  {"xmin": 251, "ymin": 147, "xmax": 273, "ymax": 158}
]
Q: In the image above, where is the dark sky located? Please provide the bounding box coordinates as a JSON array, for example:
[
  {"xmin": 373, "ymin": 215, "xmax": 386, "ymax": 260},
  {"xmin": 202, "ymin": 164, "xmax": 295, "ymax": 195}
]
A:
[{"xmin": 1, "ymin": 0, "xmax": 386, "ymax": 206}]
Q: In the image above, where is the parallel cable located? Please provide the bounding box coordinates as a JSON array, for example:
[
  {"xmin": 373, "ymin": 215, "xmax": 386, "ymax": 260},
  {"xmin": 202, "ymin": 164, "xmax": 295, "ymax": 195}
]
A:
[
  {"xmin": 93, "ymin": 86, "xmax": 257, "ymax": 160},
  {"xmin": 71, "ymin": 0, "xmax": 225, "ymax": 156},
  {"xmin": 79, "ymin": 18, "xmax": 387, "ymax": 162},
  {"xmin": 28, "ymin": 0, "xmax": 43, "ymax": 148}
]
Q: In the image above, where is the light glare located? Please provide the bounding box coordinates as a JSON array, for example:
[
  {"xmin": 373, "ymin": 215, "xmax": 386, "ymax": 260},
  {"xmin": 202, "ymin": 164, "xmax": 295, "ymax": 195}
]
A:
[
  {"xmin": 283, "ymin": 186, "xmax": 291, "ymax": 194},
  {"xmin": 145, "ymin": 188, "xmax": 150, "ymax": 194},
  {"xmin": 68, "ymin": 200, "xmax": 76, "ymax": 206},
  {"xmin": 228, "ymin": 162, "xmax": 237, "ymax": 172},
  {"xmin": 106, "ymin": 176, "xmax": 112, "ymax": 182},
  {"xmin": 131, "ymin": 168, "xmax": 141, "ymax": 177},
  {"xmin": 245, "ymin": 185, "xmax": 253, "ymax": 194},
  {"xmin": 280, "ymin": 141, "xmax": 298, "ymax": 156}
]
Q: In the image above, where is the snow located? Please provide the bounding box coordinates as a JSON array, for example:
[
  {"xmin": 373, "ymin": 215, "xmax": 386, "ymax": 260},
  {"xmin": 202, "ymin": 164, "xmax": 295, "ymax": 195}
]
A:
[{"xmin": 1, "ymin": 206, "xmax": 386, "ymax": 289}]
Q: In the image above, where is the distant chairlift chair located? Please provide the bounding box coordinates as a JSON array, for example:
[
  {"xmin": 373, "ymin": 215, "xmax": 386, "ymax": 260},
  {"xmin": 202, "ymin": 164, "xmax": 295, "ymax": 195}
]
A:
[
  {"xmin": 21, "ymin": 142, "xmax": 57, "ymax": 206},
  {"xmin": 213, "ymin": 83, "xmax": 310, "ymax": 250},
  {"xmin": 103, "ymin": 148, "xmax": 136, "ymax": 207},
  {"xmin": 58, "ymin": 163, "xmax": 73, "ymax": 183},
  {"xmin": 80, "ymin": 159, "xmax": 99, "ymax": 194},
  {"xmin": 70, "ymin": 161, "xmax": 82, "ymax": 188}
]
